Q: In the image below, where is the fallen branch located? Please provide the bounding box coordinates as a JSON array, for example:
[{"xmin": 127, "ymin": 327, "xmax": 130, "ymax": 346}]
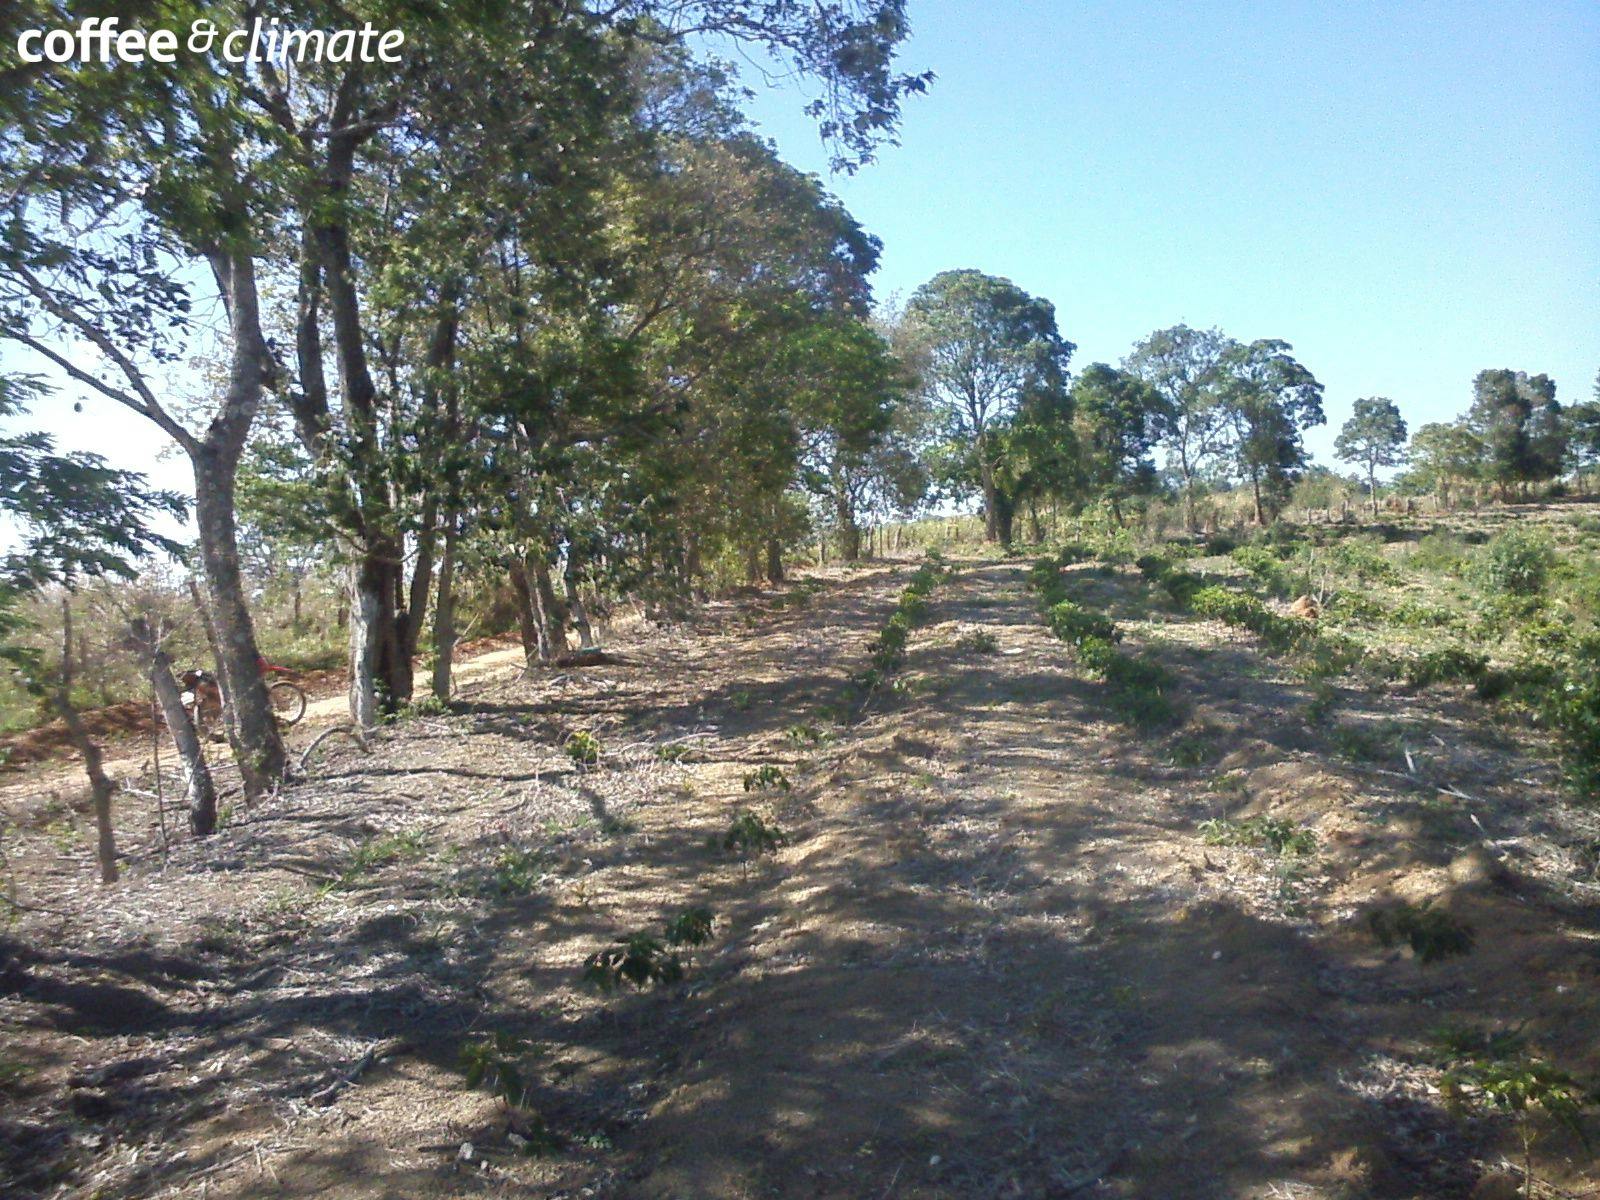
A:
[
  {"xmin": 307, "ymin": 1037, "xmax": 411, "ymax": 1106},
  {"xmin": 295, "ymin": 724, "xmax": 370, "ymax": 775}
]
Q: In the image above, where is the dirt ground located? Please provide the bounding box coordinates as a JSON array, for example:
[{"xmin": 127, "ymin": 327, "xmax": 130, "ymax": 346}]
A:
[{"xmin": 2, "ymin": 557, "xmax": 1597, "ymax": 1199}]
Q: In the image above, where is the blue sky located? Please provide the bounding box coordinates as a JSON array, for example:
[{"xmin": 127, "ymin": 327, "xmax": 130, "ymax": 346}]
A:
[
  {"xmin": 740, "ymin": 0, "xmax": 1600, "ymax": 467},
  {"xmin": 7, "ymin": 0, "xmax": 1598, "ymax": 496}
]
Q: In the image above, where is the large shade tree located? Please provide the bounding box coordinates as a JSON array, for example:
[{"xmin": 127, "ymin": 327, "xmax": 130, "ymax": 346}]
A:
[{"xmin": 904, "ymin": 270, "xmax": 1073, "ymax": 543}]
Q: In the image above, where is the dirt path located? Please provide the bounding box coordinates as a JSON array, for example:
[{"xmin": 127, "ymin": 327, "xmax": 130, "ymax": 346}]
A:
[
  {"xmin": 619, "ymin": 561, "xmax": 1392, "ymax": 1199},
  {"xmin": 3, "ymin": 560, "xmax": 1595, "ymax": 1200}
]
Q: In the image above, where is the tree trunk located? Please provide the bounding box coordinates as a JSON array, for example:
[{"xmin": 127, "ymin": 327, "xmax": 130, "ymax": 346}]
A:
[
  {"xmin": 405, "ymin": 498, "xmax": 438, "ymax": 662},
  {"xmin": 1252, "ymin": 474, "xmax": 1266, "ymax": 526},
  {"xmin": 563, "ymin": 555, "xmax": 596, "ymax": 650},
  {"xmin": 510, "ymin": 562, "xmax": 541, "ymax": 669},
  {"xmin": 193, "ymin": 460, "xmax": 286, "ymax": 794},
  {"xmin": 55, "ymin": 607, "xmax": 116, "ymax": 882},
  {"xmin": 131, "ymin": 619, "xmax": 217, "ymax": 837},
  {"xmin": 1369, "ymin": 464, "xmax": 1379, "ymax": 518},
  {"xmin": 56, "ymin": 698, "xmax": 118, "ymax": 883},
  {"xmin": 993, "ymin": 489, "xmax": 1016, "ymax": 546},
  {"xmin": 431, "ymin": 521, "xmax": 458, "ymax": 701},
  {"xmin": 1028, "ymin": 499, "xmax": 1043, "ymax": 542},
  {"xmin": 528, "ymin": 555, "xmax": 567, "ymax": 659},
  {"xmin": 765, "ymin": 537, "xmax": 784, "ymax": 583}
]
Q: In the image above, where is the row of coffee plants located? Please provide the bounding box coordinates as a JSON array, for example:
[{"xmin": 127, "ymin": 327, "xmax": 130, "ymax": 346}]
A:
[
  {"xmin": 853, "ymin": 553, "xmax": 949, "ymax": 695},
  {"xmin": 1028, "ymin": 551, "xmax": 1179, "ymax": 729}
]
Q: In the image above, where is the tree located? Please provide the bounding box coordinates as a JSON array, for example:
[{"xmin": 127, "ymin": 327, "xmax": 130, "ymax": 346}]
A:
[
  {"xmin": 1467, "ymin": 370, "xmax": 1561, "ymax": 499},
  {"xmin": 1334, "ymin": 396, "xmax": 1408, "ymax": 518},
  {"xmin": 1070, "ymin": 364, "xmax": 1173, "ymax": 525},
  {"xmin": 1404, "ymin": 421, "xmax": 1483, "ymax": 509},
  {"xmin": 0, "ymin": 376, "xmax": 185, "ymax": 882},
  {"xmin": 1567, "ymin": 395, "xmax": 1600, "ymax": 493},
  {"xmin": 1124, "ymin": 325, "xmax": 1234, "ymax": 531},
  {"xmin": 1217, "ymin": 339, "xmax": 1326, "ymax": 524},
  {"xmin": 904, "ymin": 270, "xmax": 1074, "ymax": 542}
]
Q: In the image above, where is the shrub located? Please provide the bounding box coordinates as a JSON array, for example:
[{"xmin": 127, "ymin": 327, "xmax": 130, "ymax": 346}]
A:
[
  {"xmin": 742, "ymin": 765, "xmax": 790, "ymax": 793},
  {"xmin": 1403, "ymin": 646, "xmax": 1489, "ymax": 689},
  {"xmin": 1231, "ymin": 545, "xmax": 1294, "ymax": 598},
  {"xmin": 583, "ymin": 932, "xmax": 684, "ymax": 991},
  {"xmin": 1047, "ymin": 600, "xmax": 1119, "ymax": 650},
  {"xmin": 955, "ymin": 629, "xmax": 1000, "ymax": 655},
  {"xmin": 1368, "ymin": 900, "xmax": 1474, "ymax": 964},
  {"xmin": 715, "ymin": 810, "xmax": 787, "ymax": 858},
  {"xmin": 1408, "ymin": 532, "xmax": 1470, "ymax": 573},
  {"xmin": 1476, "ymin": 529, "xmax": 1555, "ymax": 597},
  {"xmin": 566, "ymin": 730, "xmax": 602, "ymax": 767},
  {"xmin": 1200, "ymin": 816, "xmax": 1316, "ymax": 857},
  {"xmin": 1544, "ymin": 637, "xmax": 1600, "ymax": 802}
]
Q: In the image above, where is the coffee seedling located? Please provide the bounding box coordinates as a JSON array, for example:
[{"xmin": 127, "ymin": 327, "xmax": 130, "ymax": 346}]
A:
[
  {"xmin": 713, "ymin": 811, "xmax": 787, "ymax": 878},
  {"xmin": 566, "ymin": 730, "xmax": 602, "ymax": 767},
  {"xmin": 656, "ymin": 742, "xmax": 692, "ymax": 763},
  {"xmin": 1200, "ymin": 816, "xmax": 1316, "ymax": 858},
  {"xmin": 583, "ymin": 932, "xmax": 685, "ymax": 991},
  {"xmin": 1368, "ymin": 900, "xmax": 1475, "ymax": 964},
  {"xmin": 460, "ymin": 1032, "xmax": 536, "ymax": 1106},
  {"xmin": 742, "ymin": 765, "xmax": 790, "ymax": 792},
  {"xmin": 664, "ymin": 905, "xmax": 716, "ymax": 947},
  {"xmin": 1433, "ymin": 1026, "xmax": 1594, "ymax": 1196}
]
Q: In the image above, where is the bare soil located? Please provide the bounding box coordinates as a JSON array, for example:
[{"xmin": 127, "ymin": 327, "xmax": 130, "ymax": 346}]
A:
[{"xmin": 1, "ymin": 559, "xmax": 1596, "ymax": 1199}]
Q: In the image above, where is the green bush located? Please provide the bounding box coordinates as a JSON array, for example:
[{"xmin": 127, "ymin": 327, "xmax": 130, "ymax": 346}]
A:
[
  {"xmin": 1047, "ymin": 599, "xmax": 1120, "ymax": 649},
  {"xmin": 1476, "ymin": 529, "xmax": 1554, "ymax": 597},
  {"xmin": 1231, "ymin": 545, "xmax": 1294, "ymax": 598},
  {"xmin": 1543, "ymin": 637, "xmax": 1600, "ymax": 802},
  {"xmin": 1200, "ymin": 815, "xmax": 1316, "ymax": 857},
  {"xmin": 1368, "ymin": 900, "xmax": 1474, "ymax": 964},
  {"xmin": 1408, "ymin": 531, "xmax": 1470, "ymax": 573},
  {"xmin": 1403, "ymin": 646, "xmax": 1489, "ymax": 689}
]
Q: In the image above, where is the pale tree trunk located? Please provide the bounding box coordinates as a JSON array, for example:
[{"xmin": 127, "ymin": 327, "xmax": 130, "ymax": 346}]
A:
[
  {"xmin": 193, "ymin": 456, "xmax": 285, "ymax": 792},
  {"xmin": 563, "ymin": 555, "xmax": 596, "ymax": 650},
  {"xmin": 1368, "ymin": 463, "xmax": 1379, "ymax": 519},
  {"xmin": 56, "ymin": 605, "xmax": 116, "ymax": 883},
  {"xmin": 529, "ymin": 556, "xmax": 567, "ymax": 659},
  {"xmin": 510, "ymin": 563, "xmax": 541, "ymax": 669},
  {"xmin": 131, "ymin": 618, "xmax": 216, "ymax": 837},
  {"xmin": 431, "ymin": 521, "xmax": 458, "ymax": 701}
]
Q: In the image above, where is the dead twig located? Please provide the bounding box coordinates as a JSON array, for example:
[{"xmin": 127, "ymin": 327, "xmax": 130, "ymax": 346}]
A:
[
  {"xmin": 295, "ymin": 724, "xmax": 371, "ymax": 775},
  {"xmin": 307, "ymin": 1038, "xmax": 411, "ymax": 1106}
]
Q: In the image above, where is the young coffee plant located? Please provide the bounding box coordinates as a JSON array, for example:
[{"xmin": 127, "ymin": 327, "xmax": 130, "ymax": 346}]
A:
[
  {"xmin": 583, "ymin": 907, "xmax": 719, "ymax": 992},
  {"xmin": 714, "ymin": 810, "xmax": 788, "ymax": 861},
  {"xmin": 663, "ymin": 905, "xmax": 716, "ymax": 947},
  {"xmin": 1199, "ymin": 815, "xmax": 1316, "ymax": 858},
  {"xmin": 1433, "ymin": 1025, "xmax": 1594, "ymax": 1196},
  {"xmin": 742, "ymin": 764, "xmax": 791, "ymax": 792},
  {"xmin": 583, "ymin": 931, "xmax": 685, "ymax": 991},
  {"xmin": 655, "ymin": 741, "xmax": 693, "ymax": 763},
  {"xmin": 1367, "ymin": 900, "xmax": 1475, "ymax": 964},
  {"xmin": 565, "ymin": 730, "xmax": 602, "ymax": 768},
  {"xmin": 460, "ymin": 1032, "xmax": 537, "ymax": 1107}
]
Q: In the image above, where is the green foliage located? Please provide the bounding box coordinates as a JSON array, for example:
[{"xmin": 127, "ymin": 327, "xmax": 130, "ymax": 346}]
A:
[
  {"xmin": 1543, "ymin": 637, "xmax": 1600, "ymax": 802},
  {"xmin": 566, "ymin": 730, "xmax": 602, "ymax": 767},
  {"xmin": 742, "ymin": 765, "xmax": 791, "ymax": 792},
  {"xmin": 1200, "ymin": 816, "xmax": 1316, "ymax": 857},
  {"xmin": 584, "ymin": 906, "xmax": 720, "ymax": 992},
  {"xmin": 1476, "ymin": 529, "xmax": 1555, "ymax": 597},
  {"xmin": 656, "ymin": 742, "xmax": 693, "ymax": 763},
  {"xmin": 663, "ymin": 906, "xmax": 716, "ymax": 947},
  {"xmin": 488, "ymin": 846, "xmax": 547, "ymax": 896},
  {"xmin": 460, "ymin": 1032, "xmax": 536, "ymax": 1107},
  {"xmin": 1403, "ymin": 646, "xmax": 1489, "ymax": 689},
  {"xmin": 1367, "ymin": 900, "xmax": 1475, "ymax": 964},
  {"xmin": 583, "ymin": 932, "xmax": 685, "ymax": 992},
  {"xmin": 1408, "ymin": 532, "xmax": 1471, "ymax": 573},
  {"xmin": 784, "ymin": 722, "xmax": 830, "ymax": 744},
  {"xmin": 955, "ymin": 629, "xmax": 999, "ymax": 655},
  {"xmin": 336, "ymin": 830, "xmax": 428, "ymax": 888},
  {"xmin": 715, "ymin": 810, "xmax": 788, "ymax": 858},
  {"xmin": 1046, "ymin": 600, "xmax": 1120, "ymax": 650},
  {"xmin": 1230, "ymin": 545, "xmax": 1295, "ymax": 598},
  {"xmin": 1189, "ymin": 584, "xmax": 1306, "ymax": 651}
]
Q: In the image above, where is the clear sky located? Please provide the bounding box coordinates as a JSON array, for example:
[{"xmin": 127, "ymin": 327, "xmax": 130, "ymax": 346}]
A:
[
  {"xmin": 740, "ymin": 0, "xmax": 1600, "ymax": 468},
  {"xmin": 6, "ymin": 0, "xmax": 1598, "ymax": 496}
]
